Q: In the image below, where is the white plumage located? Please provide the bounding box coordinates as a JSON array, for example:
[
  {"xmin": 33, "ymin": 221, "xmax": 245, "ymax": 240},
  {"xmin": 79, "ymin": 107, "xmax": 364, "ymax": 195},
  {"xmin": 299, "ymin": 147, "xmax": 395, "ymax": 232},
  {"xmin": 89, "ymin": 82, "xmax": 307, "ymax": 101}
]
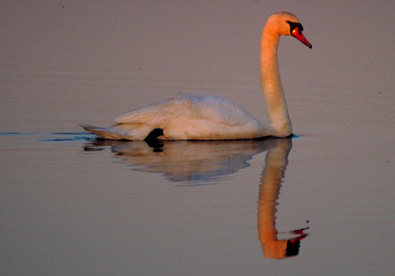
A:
[{"xmin": 82, "ymin": 12, "xmax": 312, "ymax": 141}]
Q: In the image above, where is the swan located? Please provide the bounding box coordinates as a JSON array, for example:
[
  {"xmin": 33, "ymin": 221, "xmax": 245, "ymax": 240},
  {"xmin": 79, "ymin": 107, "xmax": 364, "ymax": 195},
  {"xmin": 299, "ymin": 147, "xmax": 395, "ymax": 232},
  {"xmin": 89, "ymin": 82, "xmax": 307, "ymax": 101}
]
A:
[{"xmin": 81, "ymin": 11, "xmax": 312, "ymax": 141}]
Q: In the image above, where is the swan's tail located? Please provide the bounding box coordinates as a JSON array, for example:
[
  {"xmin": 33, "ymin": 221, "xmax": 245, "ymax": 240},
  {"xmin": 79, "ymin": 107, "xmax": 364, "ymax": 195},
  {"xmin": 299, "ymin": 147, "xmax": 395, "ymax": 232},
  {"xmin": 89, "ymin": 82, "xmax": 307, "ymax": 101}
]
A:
[{"xmin": 80, "ymin": 124, "xmax": 130, "ymax": 140}]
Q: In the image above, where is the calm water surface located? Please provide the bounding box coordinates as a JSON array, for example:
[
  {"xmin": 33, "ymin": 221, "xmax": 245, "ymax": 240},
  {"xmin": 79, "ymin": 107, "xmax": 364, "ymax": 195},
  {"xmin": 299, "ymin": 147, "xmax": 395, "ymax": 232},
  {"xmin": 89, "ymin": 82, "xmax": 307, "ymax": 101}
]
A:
[{"xmin": 1, "ymin": 1, "xmax": 394, "ymax": 275}]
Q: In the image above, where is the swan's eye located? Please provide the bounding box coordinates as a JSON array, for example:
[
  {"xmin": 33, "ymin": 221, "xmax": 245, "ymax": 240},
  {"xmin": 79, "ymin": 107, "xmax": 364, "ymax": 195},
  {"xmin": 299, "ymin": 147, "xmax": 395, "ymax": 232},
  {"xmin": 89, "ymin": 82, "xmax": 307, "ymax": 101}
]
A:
[{"xmin": 287, "ymin": 21, "xmax": 304, "ymax": 37}]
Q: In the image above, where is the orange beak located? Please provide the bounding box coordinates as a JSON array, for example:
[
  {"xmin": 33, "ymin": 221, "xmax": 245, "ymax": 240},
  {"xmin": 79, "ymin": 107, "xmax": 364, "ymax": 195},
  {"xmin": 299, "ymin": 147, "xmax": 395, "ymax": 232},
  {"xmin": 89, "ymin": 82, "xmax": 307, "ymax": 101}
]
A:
[{"xmin": 292, "ymin": 27, "xmax": 312, "ymax": 49}]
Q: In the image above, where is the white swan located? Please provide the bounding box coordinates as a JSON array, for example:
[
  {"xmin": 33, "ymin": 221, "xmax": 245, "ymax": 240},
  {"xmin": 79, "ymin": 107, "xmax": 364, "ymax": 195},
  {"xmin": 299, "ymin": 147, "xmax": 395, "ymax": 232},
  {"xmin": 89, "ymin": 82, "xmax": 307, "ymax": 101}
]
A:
[{"xmin": 81, "ymin": 11, "xmax": 312, "ymax": 141}]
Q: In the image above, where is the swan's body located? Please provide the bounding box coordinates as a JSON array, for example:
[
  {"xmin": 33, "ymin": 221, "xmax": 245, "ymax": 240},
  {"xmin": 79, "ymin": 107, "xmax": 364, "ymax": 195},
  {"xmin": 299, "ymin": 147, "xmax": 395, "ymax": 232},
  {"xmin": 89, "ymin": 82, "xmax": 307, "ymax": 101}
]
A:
[{"xmin": 82, "ymin": 12, "xmax": 312, "ymax": 141}]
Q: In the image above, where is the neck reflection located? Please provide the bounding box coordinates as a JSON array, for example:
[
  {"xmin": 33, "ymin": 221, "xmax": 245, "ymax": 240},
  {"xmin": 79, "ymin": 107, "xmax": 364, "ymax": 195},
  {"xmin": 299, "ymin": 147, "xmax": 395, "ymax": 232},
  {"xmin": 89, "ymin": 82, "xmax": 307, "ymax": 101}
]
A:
[{"xmin": 257, "ymin": 138, "xmax": 308, "ymax": 259}]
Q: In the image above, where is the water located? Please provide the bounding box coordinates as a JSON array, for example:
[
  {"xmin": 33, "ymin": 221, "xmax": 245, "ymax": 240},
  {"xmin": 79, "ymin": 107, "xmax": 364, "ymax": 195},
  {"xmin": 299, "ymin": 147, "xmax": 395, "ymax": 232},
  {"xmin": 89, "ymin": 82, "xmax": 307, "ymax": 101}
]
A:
[{"xmin": 1, "ymin": 1, "xmax": 394, "ymax": 275}]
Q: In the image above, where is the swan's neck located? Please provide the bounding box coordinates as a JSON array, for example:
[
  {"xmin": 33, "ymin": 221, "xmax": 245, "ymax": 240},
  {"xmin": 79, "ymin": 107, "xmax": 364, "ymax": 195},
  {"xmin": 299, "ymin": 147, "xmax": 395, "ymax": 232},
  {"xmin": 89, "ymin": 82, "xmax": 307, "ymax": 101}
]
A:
[{"xmin": 260, "ymin": 27, "xmax": 292, "ymax": 137}]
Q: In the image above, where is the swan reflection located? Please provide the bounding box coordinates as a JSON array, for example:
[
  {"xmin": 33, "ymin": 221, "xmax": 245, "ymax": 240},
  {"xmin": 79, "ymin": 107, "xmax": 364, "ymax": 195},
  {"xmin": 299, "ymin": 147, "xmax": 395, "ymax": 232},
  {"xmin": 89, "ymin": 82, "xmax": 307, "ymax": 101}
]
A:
[
  {"xmin": 84, "ymin": 139, "xmax": 273, "ymax": 183},
  {"xmin": 257, "ymin": 138, "xmax": 308, "ymax": 258},
  {"xmin": 84, "ymin": 137, "xmax": 308, "ymax": 258}
]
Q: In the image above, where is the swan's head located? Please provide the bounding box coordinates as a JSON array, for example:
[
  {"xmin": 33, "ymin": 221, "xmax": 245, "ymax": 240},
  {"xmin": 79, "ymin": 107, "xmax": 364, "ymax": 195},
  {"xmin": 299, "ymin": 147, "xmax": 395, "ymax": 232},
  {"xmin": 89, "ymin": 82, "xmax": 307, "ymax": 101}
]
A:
[{"xmin": 267, "ymin": 11, "xmax": 312, "ymax": 49}]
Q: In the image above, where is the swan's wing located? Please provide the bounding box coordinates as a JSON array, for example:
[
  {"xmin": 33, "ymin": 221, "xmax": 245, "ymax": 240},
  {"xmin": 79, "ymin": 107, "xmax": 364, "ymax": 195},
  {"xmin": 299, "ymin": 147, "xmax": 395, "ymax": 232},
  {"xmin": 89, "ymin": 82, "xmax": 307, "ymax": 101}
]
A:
[
  {"xmin": 194, "ymin": 95, "xmax": 261, "ymax": 126},
  {"xmin": 114, "ymin": 94, "xmax": 261, "ymax": 126},
  {"xmin": 113, "ymin": 102, "xmax": 162, "ymax": 125},
  {"xmin": 112, "ymin": 94, "xmax": 267, "ymax": 139},
  {"xmin": 114, "ymin": 99, "xmax": 169, "ymax": 125},
  {"xmin": 113, "ymin": 96, "xmax": 197, "ymax": 126}
]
